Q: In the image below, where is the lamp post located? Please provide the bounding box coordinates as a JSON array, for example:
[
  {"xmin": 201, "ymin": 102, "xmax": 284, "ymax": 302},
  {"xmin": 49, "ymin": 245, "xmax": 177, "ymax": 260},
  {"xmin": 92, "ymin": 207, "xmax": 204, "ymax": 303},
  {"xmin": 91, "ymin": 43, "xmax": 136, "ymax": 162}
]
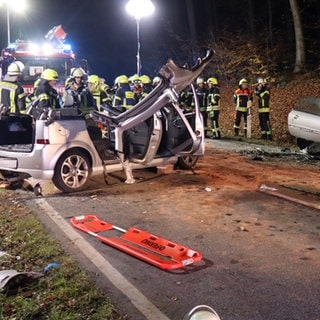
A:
[
  {"xmin": 0, "ymin": 0, "xmax": 27, "ymax": 45},
  {"xmin": 126, "ymin": 0, "xmax": 154, "ymax": 76}
]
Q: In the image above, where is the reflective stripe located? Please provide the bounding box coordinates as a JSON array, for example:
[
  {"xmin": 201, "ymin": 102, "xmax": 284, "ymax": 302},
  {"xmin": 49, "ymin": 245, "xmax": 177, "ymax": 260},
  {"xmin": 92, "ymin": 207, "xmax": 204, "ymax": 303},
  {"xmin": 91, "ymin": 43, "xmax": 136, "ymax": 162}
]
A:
[
  {"xmin": 38, "ymin": 93, "xmax": 49, "ymax": 101},
  {"xmin": 0, "ymin": 81, "xmax": 18, "ymax": 112},
  {"xmin": 236, "ymin": 106, "xmax": 247, "ymax": 112},
  {"xmin": 258, "ymin": 107, "xmax": 270, "ymax": 113},
  {"xmin": 207, "ymin": 105, "xmax": 220, "ymax": 111}
]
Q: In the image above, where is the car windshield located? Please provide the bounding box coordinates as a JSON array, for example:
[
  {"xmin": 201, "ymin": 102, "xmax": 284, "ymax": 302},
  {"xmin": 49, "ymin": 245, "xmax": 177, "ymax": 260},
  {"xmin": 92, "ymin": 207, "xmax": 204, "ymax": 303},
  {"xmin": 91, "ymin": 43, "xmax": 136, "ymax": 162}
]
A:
[{"xmin": 19, "ymin": 57, "xmax": 74, "ymax": 85}]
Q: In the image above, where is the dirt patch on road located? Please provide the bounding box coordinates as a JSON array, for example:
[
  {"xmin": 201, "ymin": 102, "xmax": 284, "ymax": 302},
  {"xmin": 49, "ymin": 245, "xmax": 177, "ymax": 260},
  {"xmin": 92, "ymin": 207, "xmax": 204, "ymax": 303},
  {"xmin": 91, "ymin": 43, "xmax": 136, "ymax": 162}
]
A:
[{"xmin": 11, "ymin": 139, "xmax": 320, "ymax": 320}]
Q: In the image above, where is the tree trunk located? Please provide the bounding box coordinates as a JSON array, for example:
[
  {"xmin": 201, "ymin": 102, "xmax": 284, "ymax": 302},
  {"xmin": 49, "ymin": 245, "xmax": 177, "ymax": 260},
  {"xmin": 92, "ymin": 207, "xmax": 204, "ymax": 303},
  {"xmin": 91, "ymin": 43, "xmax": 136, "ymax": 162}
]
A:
[
  {"xmin": 289, "ymin": 0, "xmax": 306, "ymax": 73},
  {"xmin": 247, "ymin": 0, "xmax": 255, "ymax": 37}
]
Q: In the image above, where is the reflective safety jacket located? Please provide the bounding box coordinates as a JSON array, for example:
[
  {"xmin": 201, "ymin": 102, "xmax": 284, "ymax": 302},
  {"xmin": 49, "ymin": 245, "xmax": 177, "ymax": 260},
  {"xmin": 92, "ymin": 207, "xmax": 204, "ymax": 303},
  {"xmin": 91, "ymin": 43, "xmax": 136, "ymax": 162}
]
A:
[
  {"xmin": 234, "ymin": 87, "xmax": 253, "ymax": 112},
  {"xmin": 90, "ymin": 90, "xmax": 110, "ymax": 112},
  {"xmin": 0, "ymin": 79, "xmax": 26, "ymax": 113},
  {"xmin": 192, "ymin": 86, "xmax": 208, "ymax": 112},
  {"xmin": 64, "ymin": 77, "xmax": 89, "ymax": 108},
  {"xmin": 179, "ymin": 88, "xmax": 193, "ymax": 112},
  {"xmin": 113, "ymin": 84, "xmax": 136, "ymax": 110},
  {"xmin": 207, "ymin": 86, "xmax": 220, "ymax": 111},
  {"xmin": 35, "ymin": 79, "xmax": 60, "ymax": 110},
  {"xmin": 254, "ymin": 85, "xmax": 270, "ymax": 113}
]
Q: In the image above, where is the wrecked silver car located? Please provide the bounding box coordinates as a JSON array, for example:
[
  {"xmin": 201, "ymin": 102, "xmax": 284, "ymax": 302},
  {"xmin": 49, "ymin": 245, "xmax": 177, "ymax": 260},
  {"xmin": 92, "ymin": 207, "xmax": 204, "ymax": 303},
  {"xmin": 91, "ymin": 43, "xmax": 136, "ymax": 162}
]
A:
[{"xmin": 0, "ymin": 50, "xmax": 213, "ymax": 193}]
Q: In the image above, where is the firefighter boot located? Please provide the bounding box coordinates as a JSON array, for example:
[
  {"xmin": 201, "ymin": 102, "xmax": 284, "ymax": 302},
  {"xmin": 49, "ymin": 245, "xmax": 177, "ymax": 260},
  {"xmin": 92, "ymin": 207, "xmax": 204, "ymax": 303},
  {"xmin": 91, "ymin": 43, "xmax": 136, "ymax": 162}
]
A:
[
  {"xmin": 234, "ymin": 128, "xmax": 239, "ymax": 136},
  {"xmin": 261, "ymin": 133, "xmax": 267, "ymax": 140}
]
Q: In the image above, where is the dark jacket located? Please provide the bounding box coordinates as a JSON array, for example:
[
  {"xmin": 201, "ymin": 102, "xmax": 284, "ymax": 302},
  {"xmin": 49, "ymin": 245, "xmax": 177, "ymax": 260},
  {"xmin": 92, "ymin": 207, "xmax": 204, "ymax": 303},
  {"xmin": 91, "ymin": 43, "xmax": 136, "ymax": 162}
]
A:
[
  {"xmin": 35, "ymin": 79, "xmax": 60, "ymax": 110},
  {"xmin": 0, "ymin": 76, "xmax": 26, "ymax": 113}
]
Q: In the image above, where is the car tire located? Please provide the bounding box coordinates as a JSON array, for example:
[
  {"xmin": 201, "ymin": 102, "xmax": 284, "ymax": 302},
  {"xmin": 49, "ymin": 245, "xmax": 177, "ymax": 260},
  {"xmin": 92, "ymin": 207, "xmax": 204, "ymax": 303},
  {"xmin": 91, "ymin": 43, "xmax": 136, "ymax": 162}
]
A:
[
  {"xmin": 52, "ymin": 150, "xmax": 91, "ymax": 193},
  {"xmin": 175, "ymin": 155, "xmax": 199, "ymax": 169}
]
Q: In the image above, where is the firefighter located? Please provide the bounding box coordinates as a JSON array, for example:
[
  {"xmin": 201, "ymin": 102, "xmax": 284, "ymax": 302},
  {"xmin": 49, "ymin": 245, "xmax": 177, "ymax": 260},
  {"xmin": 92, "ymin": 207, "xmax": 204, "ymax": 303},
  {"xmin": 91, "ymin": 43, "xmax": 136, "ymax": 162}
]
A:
[
  {"xmin": 87, "ymin": 74, "xmax": 110, "ymax": 112},
  {"xmin": 139, "ymin": 75, "xmax": 152, "ymax": 101},
  {"xmin": 99, "ymin": 78, "xmax": 113, "ymax": 105},
  {"xmin": 26, "ymin": 78, "xmax": 40, "ymax": 105},
  {"xmin": 255, "ymin": 78, "xmax": 272, "ymax": 140},
  {"xmin": 131, "ymin": 74, "xmax": 143, "ymax": 101},
  {"xmin": 35, "ymin": 68, "xmax": 60, "ymax": 112},
  {"xmin": 64, "ymin": 67, "xmax": 88, "ymax": 108},
  {"xmin": 113, "ymin": 75, "xmax": 136, "ymax": 111},
  {"xmin": 207, "ymin": 77, "xmax": 221, "ymax": 139},
  {"xmin": 179, "ymin": 86, "xmax": 193, "ymax": 112},
  {"xmin": 0, "ymin": 61, "xmax": 26, "ymax": 114},
  {"xmin": 192, "ymin": 77, "xmax": 208, "ymax": 135},
  {"xmin": 233, "ymin": 78, "xmax": 253, "ymax": 137}
]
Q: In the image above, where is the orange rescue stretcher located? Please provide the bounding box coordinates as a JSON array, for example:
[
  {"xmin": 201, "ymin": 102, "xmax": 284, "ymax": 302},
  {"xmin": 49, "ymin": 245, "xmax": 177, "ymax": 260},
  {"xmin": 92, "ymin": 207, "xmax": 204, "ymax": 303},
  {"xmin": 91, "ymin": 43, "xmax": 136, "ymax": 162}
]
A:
[{"xmin": 70, "ymin": 214, "xmax": 202, "ymax": 270}]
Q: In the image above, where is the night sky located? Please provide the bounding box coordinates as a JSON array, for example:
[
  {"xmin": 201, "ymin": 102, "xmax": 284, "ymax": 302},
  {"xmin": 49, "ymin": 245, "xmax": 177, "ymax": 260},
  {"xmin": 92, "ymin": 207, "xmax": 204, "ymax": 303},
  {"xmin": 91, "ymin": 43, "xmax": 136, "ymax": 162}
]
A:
[
  {"xmin": 2, "ymin": 1, "xmax": 319, "ymax": 85},
  {"xmin": 0, "ymin": 0, "xmax": 190, "ymax": 84}
]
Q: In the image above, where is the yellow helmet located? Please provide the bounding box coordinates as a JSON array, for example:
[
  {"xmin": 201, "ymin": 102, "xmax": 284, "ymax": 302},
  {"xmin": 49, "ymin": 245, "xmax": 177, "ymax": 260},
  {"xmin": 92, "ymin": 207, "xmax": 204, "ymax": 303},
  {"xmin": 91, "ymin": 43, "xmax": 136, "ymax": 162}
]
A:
[
  {"xmin": 239, "ymin": 78, "xmax": 248, "ymax": 86},
  {"xmin": 87, "ymin": 74, "xmax": 100, "ymax": 84},
  {"xmin": 41, "ymin": 69, "xmax": 59, "ymax": 81},
  {"xmin": 196, "ymin": 77, "xmax": 204, "ymax": 84},
  {"xmin": 207, "ymin": 77, "xmax": 218, "ymax": 85},
  {"xmin": 115, "ymin": 75, "xmax": 128, "ymax": 84},
  {"xmin": 130, "ymin": 74, "xmax": 140, "ymax": 82},
  {"xmin": 140, "ymin": 75, "xmax": 151, "ymax": 84}
]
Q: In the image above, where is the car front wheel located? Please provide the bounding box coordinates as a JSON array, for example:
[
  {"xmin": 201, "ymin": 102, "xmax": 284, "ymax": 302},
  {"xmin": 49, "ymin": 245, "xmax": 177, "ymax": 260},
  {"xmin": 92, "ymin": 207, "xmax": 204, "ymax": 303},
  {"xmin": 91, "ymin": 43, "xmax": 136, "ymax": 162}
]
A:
[
  {"xmin": 175, "ymin": 155, "xmax": 199, "ymax": 169},
  {"xmin": 52, "ymin": 150, "xmax": 91, "ymax": 193}
]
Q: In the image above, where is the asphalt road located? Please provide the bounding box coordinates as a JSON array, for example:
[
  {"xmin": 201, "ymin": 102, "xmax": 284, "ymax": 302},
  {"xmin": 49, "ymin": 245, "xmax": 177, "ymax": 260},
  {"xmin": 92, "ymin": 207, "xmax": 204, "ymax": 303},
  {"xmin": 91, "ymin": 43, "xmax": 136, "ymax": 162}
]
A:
[{"xmin": 20, "ymin": 139, "xmax": 320, "ymax": 320}]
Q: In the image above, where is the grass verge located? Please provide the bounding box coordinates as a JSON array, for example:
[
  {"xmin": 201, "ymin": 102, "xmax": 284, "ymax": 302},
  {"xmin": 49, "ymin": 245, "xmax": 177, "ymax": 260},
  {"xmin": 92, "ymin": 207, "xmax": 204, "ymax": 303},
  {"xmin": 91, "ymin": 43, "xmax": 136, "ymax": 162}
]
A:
[{"xmin": 0, "ymin": 189, "xmax": 122, "ymax": 320}]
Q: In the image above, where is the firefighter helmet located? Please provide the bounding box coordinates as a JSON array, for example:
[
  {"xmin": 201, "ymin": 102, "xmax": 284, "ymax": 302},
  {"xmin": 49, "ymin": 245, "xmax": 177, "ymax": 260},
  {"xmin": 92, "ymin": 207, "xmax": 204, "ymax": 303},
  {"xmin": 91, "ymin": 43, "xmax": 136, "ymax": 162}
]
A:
[
  {"xmin": 87, "ymin": 74, "xmax": 100, "ymax": 84},
  {"xmin": 239, "ymin": 78, "xmax": 248, "ymax": 86},
  {"xmin": 207, "ymin": 77, "xmax": 218, "ymax": 85},
  {"xmin": 196, "ymin": 77, "xmax": 204, "ymax": 84},
  {"xmin": 257, "ymin": 77, "xmax": 266, "ymax": 84},
  {"xmin": 140, "ymin": 75, "xmax": 151, "ymax": 84},
  {"xmin": 41, "ymin": 69, "xmax": 59, "ymax": 81},
  {"xmin": 7, "ymin": 61, "xmax": 25, "ymax": 76},
  {"xmin": 152, "ymin": 76, "xmax": 161, "ymax": 86},
  {"xmin": 130, "ymin": 74, "xmax": 140, "ymax": 82},
  {"xmin": 115, "ymin": 75, "xmax": 128, "ymax": 84},
  {"xmin": 71, "ymin": 67, "xmax": 86, "ymax": 78}
]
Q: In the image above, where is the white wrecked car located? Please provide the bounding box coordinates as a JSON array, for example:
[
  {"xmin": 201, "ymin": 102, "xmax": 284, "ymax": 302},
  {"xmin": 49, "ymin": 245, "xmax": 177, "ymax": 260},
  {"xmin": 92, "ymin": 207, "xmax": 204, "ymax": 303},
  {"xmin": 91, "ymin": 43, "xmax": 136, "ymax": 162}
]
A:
[{"xmin": 0, "ymin": 50, "xmax": 213, "ymax": 192}]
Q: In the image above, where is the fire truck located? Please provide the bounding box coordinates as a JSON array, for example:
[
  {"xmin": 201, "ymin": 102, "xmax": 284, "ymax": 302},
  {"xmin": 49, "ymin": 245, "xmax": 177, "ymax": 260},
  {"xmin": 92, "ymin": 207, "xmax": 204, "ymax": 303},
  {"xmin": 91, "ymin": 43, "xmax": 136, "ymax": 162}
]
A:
[{"xmin": 0, "ymin": 25, "xmax": 87, "ymax": 95}]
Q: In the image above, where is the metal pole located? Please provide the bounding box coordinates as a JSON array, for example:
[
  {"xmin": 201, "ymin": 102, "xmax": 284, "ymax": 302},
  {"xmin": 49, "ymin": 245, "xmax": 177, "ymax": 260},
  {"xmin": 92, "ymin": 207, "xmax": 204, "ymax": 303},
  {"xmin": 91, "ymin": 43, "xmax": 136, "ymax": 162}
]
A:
[
  {"xmin": 6, "ymin": 4, "xmax": 10, "ymax": 45},
  {"xmin": 136, "ymin": 18, "xmax": 141, "ymax": 76}
]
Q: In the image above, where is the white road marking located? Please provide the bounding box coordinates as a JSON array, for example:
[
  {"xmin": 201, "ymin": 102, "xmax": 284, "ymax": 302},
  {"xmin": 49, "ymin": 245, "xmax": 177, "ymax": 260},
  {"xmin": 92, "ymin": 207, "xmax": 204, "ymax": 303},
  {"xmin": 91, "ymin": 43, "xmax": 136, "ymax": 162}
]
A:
[{"xmin": 35, "ymin": 198, "xmax": 170, "ymax": 320}]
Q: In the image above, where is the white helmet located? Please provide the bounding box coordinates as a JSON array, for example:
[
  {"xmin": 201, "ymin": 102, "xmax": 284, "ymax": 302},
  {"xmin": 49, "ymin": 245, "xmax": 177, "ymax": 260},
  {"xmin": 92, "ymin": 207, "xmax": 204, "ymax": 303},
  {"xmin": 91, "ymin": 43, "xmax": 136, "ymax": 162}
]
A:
[
  {"xmin": 152, "ymin": 76, "xmax": 161, "ymax": 86},
  {"xmin": 7, "ymin": 61, "xmax": 25, "ymax": 76},
  {"xmin": 196, "ymin": 77, "xmax": 204, "ymax": 85},
  {"xmin": 71, "ymin": 67, "xmax": 86, "ymax": 78},
  {"xmin": 183, "ymin": 305, "xmax": 221, "ymax": 320}
]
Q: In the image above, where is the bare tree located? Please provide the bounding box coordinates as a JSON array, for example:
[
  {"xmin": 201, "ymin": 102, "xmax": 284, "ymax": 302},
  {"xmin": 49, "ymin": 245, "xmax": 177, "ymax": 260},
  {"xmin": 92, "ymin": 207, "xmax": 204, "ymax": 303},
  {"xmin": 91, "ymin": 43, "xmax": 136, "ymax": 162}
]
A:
[{"xmin": 289, "ymin": 0, "xmax": 306, "ymax": 72}]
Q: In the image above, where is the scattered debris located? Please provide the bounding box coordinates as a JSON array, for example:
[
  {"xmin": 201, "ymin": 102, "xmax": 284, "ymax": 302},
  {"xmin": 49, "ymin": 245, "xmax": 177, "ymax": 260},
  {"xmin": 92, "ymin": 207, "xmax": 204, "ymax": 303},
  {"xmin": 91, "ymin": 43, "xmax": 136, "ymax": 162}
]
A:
[
  {"xmin": 0, "ymin": 269, "xmax": 43, "ymax": 291},
  {"xmin": 43, "ymin": 263, "xmax": 60, "ymax": 274}
]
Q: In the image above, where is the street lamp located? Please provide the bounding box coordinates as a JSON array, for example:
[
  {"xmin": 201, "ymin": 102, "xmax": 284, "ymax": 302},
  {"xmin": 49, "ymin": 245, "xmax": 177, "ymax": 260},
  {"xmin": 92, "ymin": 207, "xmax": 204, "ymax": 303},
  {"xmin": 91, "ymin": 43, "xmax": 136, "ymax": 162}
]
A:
[
  {"xmin": 0, "ymin": 0, "xmax": 27, "ymax": 45},
  {"xmin": 126, "ymin": 0, "xmax": 155, "ymax": 76}
]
